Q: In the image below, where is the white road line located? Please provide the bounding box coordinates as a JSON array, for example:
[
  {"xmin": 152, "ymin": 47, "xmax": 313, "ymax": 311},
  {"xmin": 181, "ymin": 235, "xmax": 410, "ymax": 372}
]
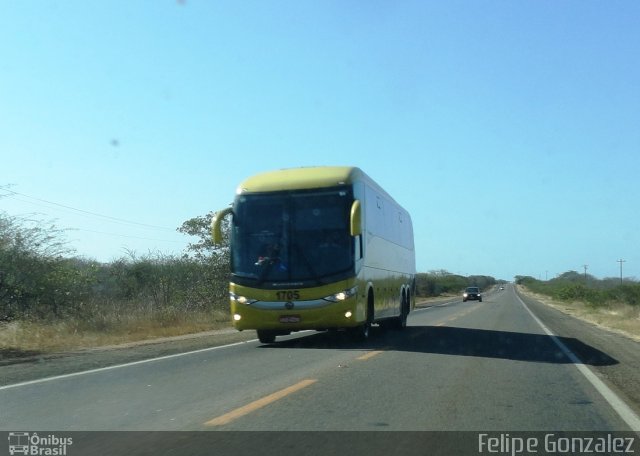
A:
[
  {"xmin": 0, "ymin": 339, "xmax": 257, "ymax": 391},
  {"xmin": 516, "ymin": 293, "xmax": 640, "ymax": 431},
  {"xmin": 0, "ymin": 329, "xmax": 319, "ymax": 391}
]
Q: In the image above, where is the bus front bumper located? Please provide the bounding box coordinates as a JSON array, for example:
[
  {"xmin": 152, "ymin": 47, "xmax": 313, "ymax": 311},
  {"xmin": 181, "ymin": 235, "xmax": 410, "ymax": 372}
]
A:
[{"xmin": 230, "ymin": 297, "xmax": 364, "ymax": 331}]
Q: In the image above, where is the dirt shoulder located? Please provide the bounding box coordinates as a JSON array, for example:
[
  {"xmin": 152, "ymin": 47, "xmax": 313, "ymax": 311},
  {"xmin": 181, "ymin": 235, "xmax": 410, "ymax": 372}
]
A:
[{"xmin": 516, "ymin": 285, "xmax": 640, "ymax": 343}]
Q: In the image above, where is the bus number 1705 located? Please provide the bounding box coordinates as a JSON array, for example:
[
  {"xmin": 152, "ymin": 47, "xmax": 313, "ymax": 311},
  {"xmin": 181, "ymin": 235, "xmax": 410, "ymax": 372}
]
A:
[{"xmin": 277, "ymin": 290, "xmax": 300, "ymax": 301}]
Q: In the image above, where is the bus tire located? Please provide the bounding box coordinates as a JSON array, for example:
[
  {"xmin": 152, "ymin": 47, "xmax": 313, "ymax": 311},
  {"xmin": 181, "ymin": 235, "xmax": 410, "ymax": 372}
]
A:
[
  {"xmin": 348, "ymin": 321, "xmax": 370, "ymax": 341},
  {"xmin": 350, "ymin": 292, "xmax": 374, "ymax": 340},
  {"xmin": 399, "ymin": 292, "xmax": 409, "ymax": 329},
  {"xmin": 395, "ymin": 304, "xmax": 408, "ymax": 330},
  {"xmin": 390, "ymin": 294, "xmax": 408, "ymax": 330},
  {"xmin": 257, "ymin": 330, "xmax": 277, "ymax": 344}
]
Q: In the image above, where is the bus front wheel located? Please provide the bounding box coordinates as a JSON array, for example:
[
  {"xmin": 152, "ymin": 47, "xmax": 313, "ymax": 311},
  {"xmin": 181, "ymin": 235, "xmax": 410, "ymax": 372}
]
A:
[
  {"xmin": 257, "ymin": 330, "xmax": 277, "ymax": 344},
  {"xmin": 349, "ymin": 294, "xmax": 373, "ymax": 341},
  {"xmin": 348, "ymin": 322, "xmax": 370, "ymax": 341}
]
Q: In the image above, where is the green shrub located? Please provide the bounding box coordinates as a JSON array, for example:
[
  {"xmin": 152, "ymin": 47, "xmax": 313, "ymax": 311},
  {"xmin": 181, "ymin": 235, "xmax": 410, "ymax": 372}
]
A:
[
  {"xmin": 517, "ymin": 272, "xmax": 639, "ymax": 308},
  {"xmin": 0, "ymin": 212, "xmax": 230, "ymax": 323}
]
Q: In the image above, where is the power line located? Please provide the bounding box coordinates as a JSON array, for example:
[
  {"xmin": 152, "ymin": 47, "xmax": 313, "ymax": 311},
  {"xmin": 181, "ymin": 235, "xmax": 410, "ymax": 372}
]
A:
[
  {"xmin": 70, "ymin": 228, "xmax": 184, "ymax": 243},
  {"xmin": 0, "ymin": 189, "xmax": 176, "ymax": 231},
  {"xmin": 1, "ymin": 203, "xmax": 184, "ymax": 245}
]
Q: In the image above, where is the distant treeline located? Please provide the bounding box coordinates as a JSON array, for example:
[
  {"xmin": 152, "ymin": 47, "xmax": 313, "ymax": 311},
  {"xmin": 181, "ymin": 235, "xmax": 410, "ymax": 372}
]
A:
[
  {"xmin": 516, "ymin": 272, "xmax": 640, "ymax": 307},
  {"xmin": 415, "ymin": 270, "xmax": 497, "ymax": 297}
]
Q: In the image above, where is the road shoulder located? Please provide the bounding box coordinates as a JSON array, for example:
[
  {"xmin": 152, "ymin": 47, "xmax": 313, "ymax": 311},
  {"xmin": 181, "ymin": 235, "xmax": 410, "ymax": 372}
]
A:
[
  {"xmin": 0, "ymin": 328, "xmax": 257, "ymax": 387},
  {"xmin": 516, "ymin": 286, "xmax": 640, "ymax": 418}
]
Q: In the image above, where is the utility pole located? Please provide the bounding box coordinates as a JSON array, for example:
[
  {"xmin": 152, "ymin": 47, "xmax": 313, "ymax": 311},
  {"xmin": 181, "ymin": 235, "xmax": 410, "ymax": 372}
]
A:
[
  {"xmin": 583, "ymin": 264, "xmax": 588, "ymax": 281},
  {"xmin": 617, "ymin": 259, "xmax": 626, "ymax": 285}
]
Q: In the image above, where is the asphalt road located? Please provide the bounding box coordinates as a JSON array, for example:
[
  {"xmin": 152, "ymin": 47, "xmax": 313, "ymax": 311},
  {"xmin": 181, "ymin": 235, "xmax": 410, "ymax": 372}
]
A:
[{"xmin": 2, "ymin": 285, "xmax": 640, "ymax": 454}]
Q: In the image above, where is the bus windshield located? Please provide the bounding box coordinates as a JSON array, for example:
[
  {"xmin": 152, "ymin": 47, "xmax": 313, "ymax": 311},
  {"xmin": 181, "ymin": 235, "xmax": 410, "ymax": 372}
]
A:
[{"xmin": 231, "ymin": 187, "xmax": 354, "ymax": 286}]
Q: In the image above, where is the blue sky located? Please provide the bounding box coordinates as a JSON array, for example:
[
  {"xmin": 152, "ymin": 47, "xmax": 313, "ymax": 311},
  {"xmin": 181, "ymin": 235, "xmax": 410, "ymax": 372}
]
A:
[{"xmin": 1, "ymin": 1, "xmax": 639, "ymax": 281}]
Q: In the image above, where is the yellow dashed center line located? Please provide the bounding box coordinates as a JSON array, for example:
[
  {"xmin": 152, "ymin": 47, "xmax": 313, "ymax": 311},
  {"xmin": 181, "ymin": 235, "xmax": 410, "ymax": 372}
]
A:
[
  {"xmin": 357, "ymin": 350, "xmax": 384, "ymax": 361},
  {"xmin": 204, "ymin": 378, "xmax": 317, "ymax": 426},
  {"xmin": 428, "ymin": 304, "xmax": 482, "ymax": 327}
]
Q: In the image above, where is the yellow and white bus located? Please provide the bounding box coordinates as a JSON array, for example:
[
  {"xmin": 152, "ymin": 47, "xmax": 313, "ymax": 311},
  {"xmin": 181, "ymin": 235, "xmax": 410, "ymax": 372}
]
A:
[{"xmin": 211, "ymin": 166, "xmax": 416, "ymax": 343}]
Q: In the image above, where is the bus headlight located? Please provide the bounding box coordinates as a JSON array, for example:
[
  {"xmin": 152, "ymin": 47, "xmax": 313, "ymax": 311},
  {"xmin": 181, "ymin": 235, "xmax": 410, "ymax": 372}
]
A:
[
  {"xmin": 233, "ymin": 314, "xmax": 242, "ymax": 321},
  {"xmin": 230, "ymin": 292, "xmax": 257, "ymax": 305},
  {"xmin": 324, "ymin": 286, "xmax": 358, "ymax": 302}
]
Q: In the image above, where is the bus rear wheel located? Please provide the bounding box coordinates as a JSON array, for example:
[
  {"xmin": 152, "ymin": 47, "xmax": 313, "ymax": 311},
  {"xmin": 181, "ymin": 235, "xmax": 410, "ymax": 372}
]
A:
[
  {"xmin": 395, "ymin": 294, "xmax": 409, "ymax": 329},
  {"xmin": 382, "ymin": 293, "xmax": 408, "ymax": 330}
]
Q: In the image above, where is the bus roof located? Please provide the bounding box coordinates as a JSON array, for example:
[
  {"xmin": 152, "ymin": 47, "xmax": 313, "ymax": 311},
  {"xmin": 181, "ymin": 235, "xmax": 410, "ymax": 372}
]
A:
[{"xmin": 236, "ymin": 166, "xmax": 370, "ymax": 194}]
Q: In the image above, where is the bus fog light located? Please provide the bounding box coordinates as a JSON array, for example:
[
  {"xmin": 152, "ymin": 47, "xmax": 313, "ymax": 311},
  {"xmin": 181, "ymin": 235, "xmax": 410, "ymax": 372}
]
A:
[
  {"xmin": 233, "ymin": 314, "xmax": 242, "ymax": 321},
  {"xmin": 345, "ymin": 311, "xmax": 352, "ymax": 318}
]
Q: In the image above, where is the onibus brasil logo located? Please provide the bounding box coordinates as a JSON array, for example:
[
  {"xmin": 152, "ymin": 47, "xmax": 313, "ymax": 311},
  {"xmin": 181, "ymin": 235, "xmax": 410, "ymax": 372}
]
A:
[{"xmin": 8, "ymin": 432, "xmax": 73, "ymax": 456}]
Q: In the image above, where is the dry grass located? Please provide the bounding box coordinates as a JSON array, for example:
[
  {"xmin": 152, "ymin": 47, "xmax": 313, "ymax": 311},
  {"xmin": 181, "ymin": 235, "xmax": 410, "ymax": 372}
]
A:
[
  {"xmin": 0, "ymin": 309, "xmax": 232, "ymax": 353},
  {"xmin": 518, "ymin": 286, "xmax": 640, "ymax": 342}
]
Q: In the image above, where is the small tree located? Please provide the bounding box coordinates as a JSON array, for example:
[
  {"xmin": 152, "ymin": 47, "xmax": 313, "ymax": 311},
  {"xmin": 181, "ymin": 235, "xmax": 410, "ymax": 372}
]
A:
[{"xmin": 177, "ymin": 212, "xmax": 231, "ymax": 310}]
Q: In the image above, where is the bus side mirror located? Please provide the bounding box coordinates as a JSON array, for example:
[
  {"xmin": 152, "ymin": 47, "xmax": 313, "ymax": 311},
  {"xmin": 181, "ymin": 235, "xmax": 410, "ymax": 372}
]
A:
[
  {"xmin": 350, "ymin": 200, "xmax": 362, "ymax": 237},
  {"xmin": 211, "ymin": 207, "xmax": 233, "ymax": 245}
]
